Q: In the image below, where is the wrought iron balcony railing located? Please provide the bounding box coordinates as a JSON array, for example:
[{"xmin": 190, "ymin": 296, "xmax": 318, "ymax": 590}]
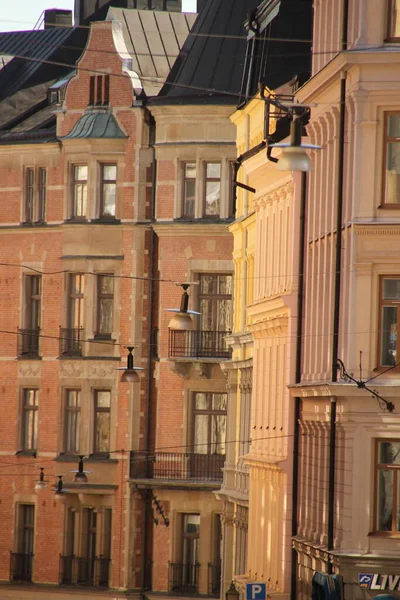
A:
[
  {"xmin": 17, "ymin": 328, "xmax": 40, "ymax": 358},
  {"xmin": 208, "ymin": 563, "xmax": 221, "ymax": 596},
  {"xmin": 168, "ymin": 562, "xmax": 199, "ymax": 594},
  {"xmin": 59, "ymin": 555, "xmax": 110, "ymax": 587},
  {"xmin": 10, "ymin": 552, "xmax": 33, "ymax": 582},
  {"xmin": 130, "ymin": 451, "xmax": 224, "ymax": 482},
  {"xmin": 59, "ymin": 327, "xmax": 84, "ymax": 357},
  {"xmin": 168, "ymin": 329, "xmax": 231, "ymax": 359}
]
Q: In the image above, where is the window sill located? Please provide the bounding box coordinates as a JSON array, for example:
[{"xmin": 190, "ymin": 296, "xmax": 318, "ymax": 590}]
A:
[
  {"xmin": 377, "ymin": 204, "xmax": 400, "ymax": 210},
  {"xmin": 17, "ymin": 355, "xmax": 42, "ymax": 360},
  {"xmin": 89, "ymin": 335, "xmax": 115, "ymax": 341},
  {"xmin": 56, "ymin": 453, "xmax": 117, "ymax": 463},
  {"xmin": 64, "ymin": 217, "xmax": 88, "ymax": 223},
  {"xmin": 20, "ymin": 221, "xmax": 47, "ymax": 227},
  {"xmin": 91, "ymin": 218, "xmax": 120, "ymax": 225},
  {"xmin": 16, "ymin": 450, "xmax": 36, "ymax": 457},
  {"xmin": 368, "ymin": 531, "xmax": 400, "ymax": 538}
]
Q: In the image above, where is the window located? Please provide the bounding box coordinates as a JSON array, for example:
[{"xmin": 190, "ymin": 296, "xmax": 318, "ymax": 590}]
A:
[
  {"xmin": 72, "ymin": 166, "xmax": 88, "ymax": 218},
  {"xmin": 183, "ymin": 163, "xmax": 196, "ymax": 218},
  {"xmin": 198, "ymin": 274, "xmax": 232, "ymax": 332},
  {"xmin": 193, "ymin": 392, "xmax": 227, "ymax": 455},
  {"xmin": 96, "ymin": 275, "xmax": 114, "ymax": 338},
  {"xmin": 94, "ymin": 390, "xmax": 111, "ymax": 454},
  {"xmin": 383, "ymin": 114, "xmax": 400, "ymax": 205},
  {"xmin": 204, "ymin": 163, "xmax": 221, "ymax": 217},
  {"xmin": 375, "ymin": 440, "xmax": 400, "ymax": 532},
  {"xmin": 21, "ymin": 389, "xmax": 38, "ymax": 451},
  {"xmin": 11, "ymin": 504, "xmax": 35, "ymax": 581},
  {"xmin": 89, "ymin": 75, "xmax": 110, "ymax": 106},
  {"xmin": 60, "ymin": 274, "xmax": 85, "ymax": 356},
  {"xmin": 169, "ymin": 514, "xmax": 200, "ymax": 593},
  {"xmin": 388, "ymin": 1, "xmax": 400, "ymax": 39},
  {"xmin": 100, "ymin": 165, "xmax": 117, "ymax": 218},
  {"xmin": 24, "ymin": 167, "xmax": 46, "ymax": 223},
  {"xmin": 64, "ymin": 390, "xmax": 81, "ymax": 453},
  {"xmin": 379, "ymin": 277, "xmax": 400, "ymax": 366},
  {"xmin": 19, "ymin": 275, "xmax": 41, "ymax": 357}
]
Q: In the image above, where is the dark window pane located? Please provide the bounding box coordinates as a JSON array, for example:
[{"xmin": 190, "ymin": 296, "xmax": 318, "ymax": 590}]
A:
[
  {"xmin": 378, "ymin": 469, "xmax": 393, "ymax": 531},
  {"xmin": 381, "ymin": 306, "xmax": 397, "ymax": 366},
  {"xmin": 95, "ymin": 412, "xmax": 110, "ymax": 452},
  {"xmin": 385, "ymin": 142, "xmax": 400, "ymax": 204},
  {"xmin": 383, "ymin": 279, "xmax": 400, "ymax": 300},
  {"xmin": 379, "ymin": 441, "xmax": 400, "ymax": 465}
]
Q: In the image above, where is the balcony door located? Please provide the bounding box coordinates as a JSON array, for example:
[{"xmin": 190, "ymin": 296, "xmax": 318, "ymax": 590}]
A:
[
  {"xmin": 190, "ymin": 392, "xmax": 226, "ymax": 479},
  {"xmin": 197, "ymin": 274, "xmax": 232, "ymax": 357}
]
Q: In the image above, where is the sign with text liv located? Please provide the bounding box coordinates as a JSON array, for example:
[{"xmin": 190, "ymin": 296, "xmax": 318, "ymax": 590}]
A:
[
  {"xmin": 246, "ymin": 583, "xmax": 267, "ymax": 600},
  {"xmin": 359, "ymin": 573, "xmax": 400, "ymax": 591}
]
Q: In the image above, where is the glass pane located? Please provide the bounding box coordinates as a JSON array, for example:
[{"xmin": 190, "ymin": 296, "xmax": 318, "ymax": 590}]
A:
[
  {"xmin": 378, "ymin": 469, "xmax": 393, "ymax": 531},
  {"xmin": 205, "ymin": 181, "xmax": 220, "ymax": 215},
  {"xmin": 211, "ymin": 415, "xmax": 226, "ymax": 454},
  {"xmin": 24, "ymin": 409, "xmax": 37, "ymax": 449},
  {"xmin": 102, "ymin": 183, "xmax": 116, "ymax": 216},
  {"xmin": 66, "ymin": 411, "xmax": 80, "ymax": 452},
  {"xmin": 383, "ymin": 279, "xmax": 400, "ymax": 300},
  {"xmin": 200, "ymin": 298, "xmax": 213, "ymax": 330},
  {"xmin": 96, "ymin": 412, "xmax": 110, "ymax": 452},
  {"xmin": 185, "ymin": 163, "xmax": 196, "ymax": 179},
  {"xmin": 218, "ymin": 274, "xmax": 232, "ymax": 295},
  {"xmin": 385, "ymin": 141, "xmax": 400, "ymax": 204},
  {"xmin": 195, "ymin": 393, "xmax": 208, "ymax": 410},
  {"xmin": 379, "ymin": 441, "xmax": 400, "ymax": 465},
  {"xmin": 24, "ymin": 390, "xmax": 37, "ymax": 406},
  {"xmin": 381, "ymin": 306, "xmax": 397, "ymax": 366},
  {"xmin": 388, "ymin": 114, "xmax": 400, "ymax": 137},
  {"xmin": 74, "ymin": 165, "xmax": 87, "ymax": 181},
  {"xmin": 103, "ymin": 165, "xmax": 116, "ymax": 180},
  {"xmin": 99, "ymin": 298, "xmax": 113, "ymax": 334},
  {"xmin": 216, "ymin": 299, "xmax": 232, "ymax": 331},
  {"xmin": 212, "ymin": 394, "xmax": 227, "ymax": 411},
  {"xmin": 70, "ymin": 274, "xmax": 84, "ymax": 295},
  {"xmin": 99, "ymin": 276, "xmax": 113, "ymax": 294},
  {"xmin": 96, "ymin": 391, "xmax": 111, "ymax": 407},
  {"xmin": 184, "ymin": 180, "xmax": 195, "ymax": 217},
  {"xmin": 67, "ymin": 390, "xmax": 80, "ymax": 407},
  {"xmin": 206, "ymin": 163, "xmax": 221, "ymax": 179},
  {"xmin": 200, "ymin": 274, "xmax": 217, "ymax": 294},
  {"xmin": 184, "ymin": 514, "xmax": 200, "ymax": 533},
  {"xmin": 74, "ymin": 183, "xmax": 87, "ymax": 215},
  {"xmin": 194, "ymin": 414, "xmax": 208, "ymax": 454}
]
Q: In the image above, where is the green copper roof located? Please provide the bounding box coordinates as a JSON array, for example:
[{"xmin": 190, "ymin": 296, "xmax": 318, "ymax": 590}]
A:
[{"xmin": 63, "ymin": 112, "xmax": 127, "ymax": 139}]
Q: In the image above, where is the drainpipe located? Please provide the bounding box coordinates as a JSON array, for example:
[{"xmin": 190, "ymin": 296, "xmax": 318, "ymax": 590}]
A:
[
  {"xmin": 141, "ymin": 115, "xmax": 157, "ymax": 597},
  {"xmin": 290, "ymin": 171, "xmax": 307, "ymax": 600},
  {"xmin": 328, "ymin": 0, "xmax": 348, "ymax": 573}
]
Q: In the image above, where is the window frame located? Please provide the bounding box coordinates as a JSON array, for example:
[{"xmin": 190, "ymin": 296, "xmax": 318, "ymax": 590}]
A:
[
  {"xmin": 24, "ymin": 167, "xmax": 46, "ymax": 224},
  {"xmin": 93, "ymin": 389, "xmax": 111, "ymax": 455},
  {"xmin": 387, "ymin": 0, "xmax": 400, "ymax": 41},
  {"xmin": 191, "ymin": 391, "xmax": 227, "ymax": 455},
  {"xmin": 381, "ymin": 112, "xmax": 400, "ymax": 207},
  {"xmin": 99, "ymin": 164, "xmax": 117, "ymax": 219},
  {"xmin": 64, "ymin": 389, "xmax": 81, "ymax": 454},
  {"xmin": 21, "ymin": 389, "xmax": 39, "ymax": 452},
  {"xmin": 182, "ymin": 162, "xmax": 196, "ymax": 219},
  {"xmin": 374, "ymin": 438, "xmax": 400, "ymax": 534},
  {"xmin": 378, "ymin": 275, "xmax": 400, "ymax": 367},
  {"xmin": 67, "ymin": 273, "xmax": 85, "ymax": 330},
  {"xmin": 197, "ymin": 273, "xmax": 233, "ymax": 332},
  {"xmin": 71, "ymin": 165, "xmax": 88, "ymax": 219},
  {"xmin": 16, "ymin": 503, "xmax": 35, "ymax": 554},
  {"xmin": 203, "ymin": 162, "xmax": 221, "ymax": 218},
  {"xmin": 95, "ymin": 274, "xmax": 114, "ymax": 338}
]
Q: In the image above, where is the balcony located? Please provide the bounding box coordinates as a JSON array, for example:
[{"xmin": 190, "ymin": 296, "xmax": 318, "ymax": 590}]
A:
[
  {"xmin": 17, "ymin": 328, "xmax": 40, "ymax": 358},
  {"xmin": 10, "ymin": 552, "xmax": 33, "ymax": 582},
  {"xmin": 168, "ymin": 562, "xmax": 199, "ymax": 594},
  {"xmin": 208, "ymin": 563, "xmax": 221, "ymax": 596},
  {"xmin": 59, "ymin": 555, "xmax": 110, "ymax": 587},
  {"xmin": 59, "ymin": 327, "xmax": 84, "ymax": 357},
  {"xmin": 130, "ymin": 451, "xmax": 224, "ymax": 483},
  {"xmin": 168, "ymin": 330, "xmax": 231, "ymax": 360}
]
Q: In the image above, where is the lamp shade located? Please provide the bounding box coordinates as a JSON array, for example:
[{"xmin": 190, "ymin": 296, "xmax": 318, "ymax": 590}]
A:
[
  {"xmin": 120, "ymin": 368, "xmax": 139, "ymax": 383},
  {"xmin": 168, "ymin": 312, "xmax": 194, "ymax": 331},
  {"xmin": 276, "ymin": 146, "xmax": 312, "ymax": 172}
]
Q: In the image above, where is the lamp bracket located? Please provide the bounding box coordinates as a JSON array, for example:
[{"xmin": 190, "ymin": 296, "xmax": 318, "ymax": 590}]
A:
[{"xmin": 337, "ymin": 358, "xmax": 395, "ymax": 413}]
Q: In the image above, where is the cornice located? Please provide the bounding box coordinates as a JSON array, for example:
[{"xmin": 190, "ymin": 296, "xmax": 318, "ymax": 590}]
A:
[
  {"xmin": 253, "ymin": 180, "xmax": 294, "ymax": 211},
  {"xmin": 289, "ymin": 381, "xmax": 400, "ymax": 398},
  {"xmin": 355, "ymin": 224, "xmax": 400, "ymax": 235},
  {"xmin": 152, "ymin": 222, "xmax": 231, "ymax": 237}
]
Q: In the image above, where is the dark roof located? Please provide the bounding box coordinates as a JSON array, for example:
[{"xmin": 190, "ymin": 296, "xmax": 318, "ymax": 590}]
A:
[
  {"xmin": 63, "ymin": 111, "xmax": 127, "ymax": 139},
  {"xmin": 0, "ymin": 26, "xmax": 88, "ymax": 103},
  {"xmin": 152, "ymin": 0, "xmax": 260, "ymax": 104}
]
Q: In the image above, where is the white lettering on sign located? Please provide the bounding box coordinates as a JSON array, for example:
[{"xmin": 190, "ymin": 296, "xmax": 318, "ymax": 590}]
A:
[{"xmin": 365, "ymin": 575, "xmax": 400, "ymax": 591}]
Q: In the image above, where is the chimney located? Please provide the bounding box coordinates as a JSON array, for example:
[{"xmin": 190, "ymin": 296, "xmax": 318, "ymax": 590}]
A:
[{"xmin": 44, "ymin": 9, "xmax": 73, "ymax": 29}]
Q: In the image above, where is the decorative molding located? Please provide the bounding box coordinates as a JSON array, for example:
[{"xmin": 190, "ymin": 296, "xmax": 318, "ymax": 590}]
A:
[
  {"xmin": 253, "ymin": 181, "xmax": 294, "ymax": 212},
  {"xmin": 60, "ymin": 361, "xmax": 85, "ymax": 378},
  {"xmin": 355, "ymin": 225, "xmax": 400, "ymax": 236},
  {"xmin": 18, "ymin": 363, "xmax": 41, "ymax": 378}
]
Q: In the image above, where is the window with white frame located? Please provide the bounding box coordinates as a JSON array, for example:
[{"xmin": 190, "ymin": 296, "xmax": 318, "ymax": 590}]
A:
[
  {"xmin": 72, "ymin": 165, "xmax": 88, "ymax": 218},
  {"xmin": 21, "ymin": 389, "xmax": 38, "ymax": 452},
  {"xmin": 99, "ymin": 165, "xmax": 117, "ymax": 218},
  {"xmin": 179, "ymin": 161, "xmax": 229, "ymax": 220}
]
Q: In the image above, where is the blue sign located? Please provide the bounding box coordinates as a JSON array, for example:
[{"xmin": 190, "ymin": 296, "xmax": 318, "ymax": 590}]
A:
[
  {"xmin": 246, "ymin": 583, "xmax": 267, "ymax": 600},
  {"xmin": 359, "ymin": 574, "xmax": 373, "ymax": 589}
]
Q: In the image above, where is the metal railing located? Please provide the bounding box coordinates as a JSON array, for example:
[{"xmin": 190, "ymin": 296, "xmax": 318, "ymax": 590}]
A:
[
  {"xmin": 59, "ymin": 327, "xmax": 84, "ymax": 356},
  {"xmin": 168, "ymin": 330, "xmax": 231, "ymax": 359},
  {"xmin": 59, "ymin": 555, "xmax": 110, "ymax": 586},
  {"xmin": 168, "ymin": 562, "xmax": 199, "ymax": 594},
  {"xmin": 130, "ymin": 451, "xmax": 225, "ymax": 482},
  {"xmin": 10, "ymin": 552, "xmax": 33, "ymax": 582},
  {"xmin": 17, "ymin": 328, "xmax": 40, "ymax": 357},
  {"xmin": 208, "ymin": 563, "xmax": 221, "ymax": 596}
]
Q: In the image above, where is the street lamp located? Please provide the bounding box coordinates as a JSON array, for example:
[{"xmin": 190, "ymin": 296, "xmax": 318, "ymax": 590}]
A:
[
  {"xmin": 118, "ymin": 346, "xmax": 144, "ymax": 383},
  {"xmin": 54, "ymin": 475, "xmax": 68, "ymax": 502},
  {"xmin": 226, "ymin": 581, "xmax": 240, "ymax": 600},
  {"xmin": 34, "ymin": 467, "xmax": 46, "ymax": 492},
  {"xmin": 269, "ymin": 115, "xmax": 320, "ymax": 172},
  {"xmin": 71, "ymin": 455, "xmax": 91, "ymax": 483},
  {"xmin": 166, "ymin": 284, "xmax": 200, "ymax": 331}
]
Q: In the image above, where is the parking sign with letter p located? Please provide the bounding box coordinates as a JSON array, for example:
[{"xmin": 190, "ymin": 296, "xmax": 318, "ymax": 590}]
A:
[{"xmin": 246, "ymin": 583, "xmax": 267, "ymax": 600}]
